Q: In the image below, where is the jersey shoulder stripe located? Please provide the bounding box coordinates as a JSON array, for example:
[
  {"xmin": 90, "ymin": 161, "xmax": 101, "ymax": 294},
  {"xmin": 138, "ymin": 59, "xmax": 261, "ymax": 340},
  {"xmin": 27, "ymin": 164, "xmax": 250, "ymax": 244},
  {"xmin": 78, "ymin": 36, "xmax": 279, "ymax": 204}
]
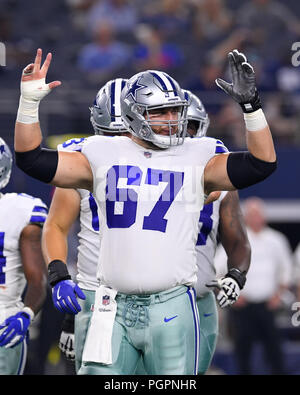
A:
[
  {"xmin": 190, "ymin": 136, "xmax": 228, "ymax": 155},
  {"xmin": 29, "ymin": 199, "xmax": 48, "ymax": 226},
  {"xmin": 32, "ymin": 205, "xmax": 48, "ymax": 214},
  {"xmin": 6, "ymin": 194, "xmax": 48, "ymax": 227},
  {"xmin": 29, "ymin": 215, "xmax": 47, "ymax": 224},
  {"xmin": 57, "ymin": 137, "xmax": 87, "ymax": 152},
  {"xmin": 215, "ymin": 139, "xmax": 229, "ymax": 154}
]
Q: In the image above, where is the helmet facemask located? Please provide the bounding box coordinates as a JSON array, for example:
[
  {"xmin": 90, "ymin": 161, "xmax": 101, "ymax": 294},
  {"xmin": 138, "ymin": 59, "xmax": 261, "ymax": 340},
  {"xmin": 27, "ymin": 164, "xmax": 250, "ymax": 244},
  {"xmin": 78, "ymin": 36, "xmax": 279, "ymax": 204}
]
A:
[
  {"xmin": 131, "ymin": 102, "xmax": 188, "ymax": 149},
  {"xmin": 187, "ymin": 116, "xmax": 210, "ymax": 138}
]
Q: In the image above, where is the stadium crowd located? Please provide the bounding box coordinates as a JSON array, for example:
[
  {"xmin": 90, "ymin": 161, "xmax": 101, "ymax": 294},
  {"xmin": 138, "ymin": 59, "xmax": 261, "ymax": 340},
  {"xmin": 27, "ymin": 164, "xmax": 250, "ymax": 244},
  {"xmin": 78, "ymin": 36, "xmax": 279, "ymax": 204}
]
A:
[
  {"xmin": 0, "ymin": 0, "xmax": 300, "ymax": 148},
  {"xmin": 0, "ymin": 0, "xmax": 299, "ymax": 376}
]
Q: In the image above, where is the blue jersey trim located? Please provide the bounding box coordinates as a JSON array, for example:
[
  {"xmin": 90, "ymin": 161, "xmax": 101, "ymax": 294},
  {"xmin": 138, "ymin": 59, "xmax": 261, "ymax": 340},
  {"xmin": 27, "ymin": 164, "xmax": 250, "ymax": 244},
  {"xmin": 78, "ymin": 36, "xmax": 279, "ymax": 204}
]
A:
[
  {"xmin": 215, "ymin": 146, "xmax": 228, "ymax": 154},
  {"xmin": 30, "ymin": 215, "xmax": 46, "ymax": 223},
  {"xmin": 32, "ymin": 205, "xmax": 48, "ymax": 214}
]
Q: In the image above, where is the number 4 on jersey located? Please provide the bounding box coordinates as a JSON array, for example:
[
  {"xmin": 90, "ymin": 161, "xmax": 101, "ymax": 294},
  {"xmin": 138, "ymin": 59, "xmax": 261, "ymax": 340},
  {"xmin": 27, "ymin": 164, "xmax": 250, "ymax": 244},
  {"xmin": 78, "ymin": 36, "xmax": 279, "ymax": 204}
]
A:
[{"xmin": 197, "ymin": 203, "xmax": 213, "ymax": 246}]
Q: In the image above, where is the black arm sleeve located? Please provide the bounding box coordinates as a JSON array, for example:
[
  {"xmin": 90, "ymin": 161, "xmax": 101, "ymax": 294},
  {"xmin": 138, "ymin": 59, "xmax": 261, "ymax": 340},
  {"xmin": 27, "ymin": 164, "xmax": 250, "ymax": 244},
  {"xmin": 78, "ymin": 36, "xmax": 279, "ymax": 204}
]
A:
[
  {"xmin": 227, "ymin": 151, "xmax": 277, "ymax": 189},
  {"xmin": 15, "ymin": 145, "xmax": 58, "ymax": 183}
]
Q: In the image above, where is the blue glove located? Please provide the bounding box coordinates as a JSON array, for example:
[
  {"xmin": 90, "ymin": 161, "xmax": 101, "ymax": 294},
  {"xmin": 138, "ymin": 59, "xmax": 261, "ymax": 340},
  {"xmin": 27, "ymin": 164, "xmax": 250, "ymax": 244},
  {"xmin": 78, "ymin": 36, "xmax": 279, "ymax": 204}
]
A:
[
  {"xmin": 0, "ymin": 311, "xmax": 31, "ymax": 348},
  {"xmin": 52, "ymin": 280, "xmax": 86, "ymax": 314}
]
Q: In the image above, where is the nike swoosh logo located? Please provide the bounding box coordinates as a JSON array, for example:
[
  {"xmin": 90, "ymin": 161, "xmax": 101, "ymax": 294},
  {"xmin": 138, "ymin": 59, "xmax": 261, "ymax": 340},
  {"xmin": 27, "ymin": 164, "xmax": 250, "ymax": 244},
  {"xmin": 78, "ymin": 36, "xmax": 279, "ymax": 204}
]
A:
[
  {"xmin": 57, "ymin": 286, "xmax": 62, "ymax": 300},
  {"xmin": 203, "ymin": 313, "xmax": 213, "ymax": 317},
  {"xmin": 17, "ymin": 318, "xmax": 23, "ymax": 330},
  {"xmin": 164, "ymin": 315, "xmax": 178, "ymax": 323}
]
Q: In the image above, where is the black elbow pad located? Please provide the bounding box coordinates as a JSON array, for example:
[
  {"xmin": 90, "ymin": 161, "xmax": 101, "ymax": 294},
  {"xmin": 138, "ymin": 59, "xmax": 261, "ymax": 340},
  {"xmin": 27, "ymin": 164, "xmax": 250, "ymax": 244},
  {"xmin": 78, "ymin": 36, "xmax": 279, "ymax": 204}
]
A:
[
  {"xmin": 15, "ymin": 145, "xmax": 58, "ymax": 183},
  {"xmin": 227, "ymin": 152, "xmax": 277, "ymax": 189}
]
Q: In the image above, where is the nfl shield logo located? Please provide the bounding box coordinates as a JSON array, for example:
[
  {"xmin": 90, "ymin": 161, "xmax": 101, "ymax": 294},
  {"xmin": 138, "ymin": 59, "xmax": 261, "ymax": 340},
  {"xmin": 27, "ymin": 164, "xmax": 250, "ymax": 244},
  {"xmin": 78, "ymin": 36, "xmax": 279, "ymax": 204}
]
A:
[
  {"xmin": 102, "ymin": 295, "xmax": 110, "ymax": 305},
  {"xmin": 144, "ymin": 151, "xmax": 152, "ymax": 159}
]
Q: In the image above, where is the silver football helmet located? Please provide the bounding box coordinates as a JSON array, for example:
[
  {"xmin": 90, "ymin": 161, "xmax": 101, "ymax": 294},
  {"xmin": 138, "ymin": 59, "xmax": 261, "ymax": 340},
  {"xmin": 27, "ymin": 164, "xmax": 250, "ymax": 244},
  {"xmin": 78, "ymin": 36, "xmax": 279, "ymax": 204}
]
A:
[
  {"xmin": 90, "ymin": 78, "xmax": 129, "ymax": 135},
  {"xmin": 0, "ymin": 138, "xmax": 12, "ymax": 190},
  {"xmin": 183, "ymin": 90, "xmax": 210, "ymax": 137},
  {"xmin": 121, "ymin": 70, "xmax": 188, "ymax": 149}
]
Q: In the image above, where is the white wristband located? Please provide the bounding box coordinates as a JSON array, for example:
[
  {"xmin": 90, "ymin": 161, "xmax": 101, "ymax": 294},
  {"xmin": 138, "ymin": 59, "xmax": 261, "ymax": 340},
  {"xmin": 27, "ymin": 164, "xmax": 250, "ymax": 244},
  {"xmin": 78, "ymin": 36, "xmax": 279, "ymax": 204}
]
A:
[
  {"xmin": 22, "ymin": 306, "xmax": 35, "ymax": 322},
  {"xmin": 17, "ymin": 76, "xmax": 52, "ymax": 124},
  {"xmin": 243, "ymin": 108, "xmax": 268, "ymax": 132},
  {"xmin": 16, "ymin": 95, "xmax": 40, "ymax": 124}
]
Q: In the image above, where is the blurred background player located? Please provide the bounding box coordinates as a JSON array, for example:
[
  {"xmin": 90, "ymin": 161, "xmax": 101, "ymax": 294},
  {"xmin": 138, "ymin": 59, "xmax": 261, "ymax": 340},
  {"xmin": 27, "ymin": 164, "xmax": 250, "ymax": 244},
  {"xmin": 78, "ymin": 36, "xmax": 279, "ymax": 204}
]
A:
[
  {"xmin": 0, "ymin": 138, "xmax": 47, "ymax": 375},
  {"xmin": 42, "ymin": 78, "xmax": 129, "ymax": 373},
  {"xmin": 184, "ymin": 90, "xmax": 251, "ymax": 375},
  {"xmin": 294, "ymin": 243, "xmax": 300, "ymax": 302},
  {"xmin": 183, "ymin": 89, "xmax": 210, "ymax": 139},
  {"xmin": 215, "ymin": 196, "xmax": 294, "ymax": 374},
  {"xmin": 196, "ymin": 189, "xmax": 251, "ymax": 375}
]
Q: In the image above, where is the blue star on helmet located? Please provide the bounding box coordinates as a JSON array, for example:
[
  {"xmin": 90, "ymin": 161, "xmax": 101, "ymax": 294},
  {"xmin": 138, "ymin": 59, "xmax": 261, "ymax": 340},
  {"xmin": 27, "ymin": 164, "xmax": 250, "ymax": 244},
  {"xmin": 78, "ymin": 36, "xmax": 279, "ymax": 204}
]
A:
[
  {"xmin": 126, "ymin": 77, "xmax": 147, "ymax": 101},
  {"xmin": 0, "ymin": 145, "xmax": 5, "ymax": 154}
]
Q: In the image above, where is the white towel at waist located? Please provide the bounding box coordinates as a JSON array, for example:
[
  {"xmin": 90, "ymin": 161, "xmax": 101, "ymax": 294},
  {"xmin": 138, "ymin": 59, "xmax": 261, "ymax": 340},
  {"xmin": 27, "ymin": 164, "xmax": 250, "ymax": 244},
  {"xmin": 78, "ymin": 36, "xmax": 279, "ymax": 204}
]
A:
[{"xmin": 82, "ymin": 285, "xmax": 117, "ymax": 364}]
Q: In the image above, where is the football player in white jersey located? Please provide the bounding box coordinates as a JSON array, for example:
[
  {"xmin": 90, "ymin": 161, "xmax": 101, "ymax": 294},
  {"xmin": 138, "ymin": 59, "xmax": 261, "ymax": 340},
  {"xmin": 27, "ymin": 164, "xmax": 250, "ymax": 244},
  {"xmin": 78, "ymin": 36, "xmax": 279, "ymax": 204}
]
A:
[
  {"xmin": 14, "ymin": 48, "xmax": 276, "ymax": 374},
  {"xmin": 184, "ymin": 90, "xmax": 251, "ymax": 374},
  {"xmin": 0, "ymin": 138, "xmax": 47, "ymax": 375},
  {"xmin": 42, "ymin": 78, "xmax": 129, "ymax": 372}
]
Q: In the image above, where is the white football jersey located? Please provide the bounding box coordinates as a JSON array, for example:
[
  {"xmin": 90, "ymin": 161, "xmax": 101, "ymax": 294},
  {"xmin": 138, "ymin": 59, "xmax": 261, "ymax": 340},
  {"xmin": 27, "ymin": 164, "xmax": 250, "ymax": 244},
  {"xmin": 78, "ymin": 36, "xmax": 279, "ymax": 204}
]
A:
[
  {"xmin": 0, "ymin": 193, "xmax": 48, "ymax": 307},
  {"xmin": 82, "ymin": 135, "xmax": 228, "ymax": 294},
  {"xmin": 194, "ymin": 191, "xmax": 228, "ymax": 297},
  {"xmin": 76, "ymin": 189, "xmax": 100, "ymax": 290},
  {"xmin": 58, "ymin": 138, "xmax": 100, "ymax": 290}
]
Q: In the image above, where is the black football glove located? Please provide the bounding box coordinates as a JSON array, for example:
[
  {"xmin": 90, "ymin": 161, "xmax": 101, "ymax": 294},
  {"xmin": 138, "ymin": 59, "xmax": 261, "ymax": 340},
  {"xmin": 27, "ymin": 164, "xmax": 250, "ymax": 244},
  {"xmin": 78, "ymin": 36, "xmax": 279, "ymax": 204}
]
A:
[
  {"xmin": 216, "ymin": 49, "xmax": 261, "ymax": 113},
  {"xmin": 206, "ymin": 268, "xmax": 247, "ymax": 308},
  {"xmin": 59, "ymin": 314, "xmax": 75, "ymax": 361}
]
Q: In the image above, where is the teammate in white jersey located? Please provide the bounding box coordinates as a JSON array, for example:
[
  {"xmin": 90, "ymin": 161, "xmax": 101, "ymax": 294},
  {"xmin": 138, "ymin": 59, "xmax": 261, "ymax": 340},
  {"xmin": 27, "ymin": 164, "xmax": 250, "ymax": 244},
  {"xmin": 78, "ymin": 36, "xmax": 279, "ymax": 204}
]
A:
[
  {"xmin": 42, "ymin": 79, "xmax": 129, "ymax": 372},
  {"xmin": 184, "ymin": 90, "xmax": 251, "ymax": 374},
  {"xmin": 14, "ymin": 48, "xmax": 276, "ymax": 374},
  {"xmin": 0, "ymin": 138, "xmax": 47, "ymax": 375},
  {"xmin": 196, "ymin": 191, "xmax": 252, "ymax": 374}
]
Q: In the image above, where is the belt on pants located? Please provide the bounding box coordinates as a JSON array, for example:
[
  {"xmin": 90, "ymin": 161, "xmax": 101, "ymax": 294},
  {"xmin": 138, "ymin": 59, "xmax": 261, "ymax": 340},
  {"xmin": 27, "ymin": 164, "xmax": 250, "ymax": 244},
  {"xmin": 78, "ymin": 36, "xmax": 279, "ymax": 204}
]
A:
[
  {"xmin": 116, "ymin": 285, "xmax": 189, "ymax": 305},
  {"xmin": 116, "ymin": 285, "xmax": 191, "ymax": 328}
]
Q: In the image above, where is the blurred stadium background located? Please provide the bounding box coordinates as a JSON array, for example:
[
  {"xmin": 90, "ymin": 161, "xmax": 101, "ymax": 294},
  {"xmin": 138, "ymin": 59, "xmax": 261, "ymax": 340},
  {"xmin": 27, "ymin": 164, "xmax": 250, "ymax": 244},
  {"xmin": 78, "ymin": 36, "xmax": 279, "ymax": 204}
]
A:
[{"xmin": 1, "ymin": 0, "xmax": 300, "ymax": 375}]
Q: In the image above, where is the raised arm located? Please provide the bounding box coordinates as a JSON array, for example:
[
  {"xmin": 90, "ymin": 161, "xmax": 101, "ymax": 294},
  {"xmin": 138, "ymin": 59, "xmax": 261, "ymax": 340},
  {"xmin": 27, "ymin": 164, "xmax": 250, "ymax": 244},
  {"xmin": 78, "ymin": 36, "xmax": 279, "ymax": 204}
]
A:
[
  {"xmin": 204, "ymin": 49, "xmax": 277, "ymax": 194},
  {"xmin": 14, "ymin": 49, "xmax": 92, "ymax": 190},
  {"xmin": 14, "ymin": 49, "xmax": 60, "ymax": 151}
]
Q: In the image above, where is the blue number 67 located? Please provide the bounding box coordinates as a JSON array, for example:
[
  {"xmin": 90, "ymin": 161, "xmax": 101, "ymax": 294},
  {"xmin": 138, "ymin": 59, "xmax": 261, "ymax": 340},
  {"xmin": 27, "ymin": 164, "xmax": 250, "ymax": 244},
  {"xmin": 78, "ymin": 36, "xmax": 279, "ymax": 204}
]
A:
[{"xmin": 105, "ymin": 165, "xmax": 184, "ymax": 233}]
